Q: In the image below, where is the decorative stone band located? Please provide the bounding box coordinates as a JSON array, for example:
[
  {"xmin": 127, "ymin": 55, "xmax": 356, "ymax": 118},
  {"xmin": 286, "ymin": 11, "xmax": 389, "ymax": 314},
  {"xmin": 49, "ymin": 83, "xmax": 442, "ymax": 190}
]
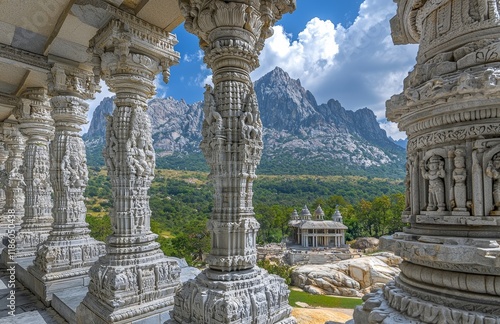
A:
[
  {"xmin": 390, "ymin": 0, "xmax": 500, "ymax": 56},
  {"xmin": 399, "ymin": 261, "xmax": 500, "ymax": 297},
  {"xmin": 387, "ymin": 66, "xmax": 500, "ymax": 128},
  {"xmin": 381, "ymin": 234, "xmax": 500, "ymax": 275},
  {"xmin": 359, "ymin": 280, "xmax": 500, "ymax": 324},
  {"xmin": 407, "ymin": 122, "xmax": 500, "ymax": 152}
]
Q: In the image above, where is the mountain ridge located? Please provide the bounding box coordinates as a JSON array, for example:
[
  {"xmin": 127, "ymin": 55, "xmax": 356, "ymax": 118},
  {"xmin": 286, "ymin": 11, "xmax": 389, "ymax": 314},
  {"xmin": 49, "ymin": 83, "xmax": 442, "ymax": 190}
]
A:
[{"xmin": 84, "ymin": 67, "xmax": 405, "ymax": 178}]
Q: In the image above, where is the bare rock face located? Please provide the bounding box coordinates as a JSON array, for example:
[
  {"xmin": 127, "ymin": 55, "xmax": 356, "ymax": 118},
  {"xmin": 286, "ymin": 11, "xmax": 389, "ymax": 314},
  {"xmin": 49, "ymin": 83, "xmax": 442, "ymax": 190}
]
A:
[
  {"xmin": 290, "ymin": 253, "xmax": 402, "ymax": 297},
  {"xmin": 350, "ymin": 237, "xmax": 379, "ymax": 250}
]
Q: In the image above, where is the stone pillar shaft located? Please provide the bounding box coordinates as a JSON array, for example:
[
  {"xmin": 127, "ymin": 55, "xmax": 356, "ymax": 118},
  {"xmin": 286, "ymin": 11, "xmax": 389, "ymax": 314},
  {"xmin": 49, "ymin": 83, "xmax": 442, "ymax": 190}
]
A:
[
  {"xmin": 28, "ymin": 62, "xmax": 106, "ymax": 304},
  {"xmin": 1, "ymin": 121, "xmax": 25, "ymax": 231},
  {"xmin": 77, "ymin": 18, "xmax": 181, "ymax": 324},
  {"xmin": 172, "ymin": 1, "xmax": 296, "ymax": 323},
  {"xmin": 15, "ymin": 88, "xmax": 54, "ymax": 258},
  {"xmin": 0, "ymin": 136, "xmax": 8, "ymax": 217}
]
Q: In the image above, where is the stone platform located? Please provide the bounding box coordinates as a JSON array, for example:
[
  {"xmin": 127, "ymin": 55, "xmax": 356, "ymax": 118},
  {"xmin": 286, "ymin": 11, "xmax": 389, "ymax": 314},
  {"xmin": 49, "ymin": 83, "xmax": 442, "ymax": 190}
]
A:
[{"xmin": 0, "ymin": 247, "xmax": 200, "ymax": 324}]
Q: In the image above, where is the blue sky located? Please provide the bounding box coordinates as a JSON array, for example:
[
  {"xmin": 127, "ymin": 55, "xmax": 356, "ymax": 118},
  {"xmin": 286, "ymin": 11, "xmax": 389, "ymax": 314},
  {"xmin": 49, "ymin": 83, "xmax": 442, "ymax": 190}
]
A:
[{"xmin": 86, "ymin": 0, "xmax": 418, "ymax": 140}]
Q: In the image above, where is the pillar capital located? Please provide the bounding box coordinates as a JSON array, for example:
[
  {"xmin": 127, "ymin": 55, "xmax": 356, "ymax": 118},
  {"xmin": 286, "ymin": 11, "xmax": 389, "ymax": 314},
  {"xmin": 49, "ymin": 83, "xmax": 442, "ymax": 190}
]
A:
[
  {"xmin": 15, "ymin": 88, "xmax": 54, "ymax": 142},
  {"xmin": 180, "ymin": 0, "xmax": 295, "ymax": 76},
  {"xmin": 90, "ymin": 18, "xmax": 179, "ymax": 105},
  {"xmin": 48, "ymin": 63, "xmax": 100, "ymax": 100}
]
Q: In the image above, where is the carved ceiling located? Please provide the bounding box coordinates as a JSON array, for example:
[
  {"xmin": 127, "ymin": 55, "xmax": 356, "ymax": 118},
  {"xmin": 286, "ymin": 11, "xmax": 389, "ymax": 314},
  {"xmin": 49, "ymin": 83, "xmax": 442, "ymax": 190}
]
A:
[{"xmin": 0, "ymin": 0, "xmax": 183, "ymax": 122}]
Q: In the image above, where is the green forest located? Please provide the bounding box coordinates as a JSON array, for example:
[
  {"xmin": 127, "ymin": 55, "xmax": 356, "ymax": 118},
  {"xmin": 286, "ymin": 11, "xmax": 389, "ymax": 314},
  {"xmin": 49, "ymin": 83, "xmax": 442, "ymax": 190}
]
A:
[{"xmin": 85, "ymin": 168, "xmax": 406, "ymax": 265}]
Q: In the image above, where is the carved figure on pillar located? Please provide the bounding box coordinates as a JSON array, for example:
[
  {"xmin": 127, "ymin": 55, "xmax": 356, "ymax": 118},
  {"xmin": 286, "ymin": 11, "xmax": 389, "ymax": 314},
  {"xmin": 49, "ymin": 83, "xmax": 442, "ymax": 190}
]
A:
[
  {"xmin": 452, "ymin": 148, "xmax": 468, "ymax": 213},
  {"xmin": 76, "ymin": 17, "xmax": 181, "ymax": 324},
  {"xmin": 404, "ymin": 159, "xmax": 411, "ymax": 212},
  {"xmin": 173, "ymin": 1, "xmax": 296, "ymax": 323},
  {"xmin": 421, "ymin": 155, "xmax": 446, "ymax": 212},
  {"xmin": 14, "ymin": 88, "xmax": 55, "ymax": 258},
  {"xmin": 486, "ymin": 152, "xmax": 500, "ymax": 213}
]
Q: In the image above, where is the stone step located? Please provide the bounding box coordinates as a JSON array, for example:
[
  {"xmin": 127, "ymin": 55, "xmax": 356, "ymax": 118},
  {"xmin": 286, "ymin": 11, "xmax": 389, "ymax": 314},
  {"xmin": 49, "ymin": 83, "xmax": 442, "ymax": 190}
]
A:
[
  {"xmin": 0, "ymin": 310, "xmax": 51, "ymax": 323},
  {"xmin": 51, "ymin": 287, "xmax": 87, "ymax": 324}
]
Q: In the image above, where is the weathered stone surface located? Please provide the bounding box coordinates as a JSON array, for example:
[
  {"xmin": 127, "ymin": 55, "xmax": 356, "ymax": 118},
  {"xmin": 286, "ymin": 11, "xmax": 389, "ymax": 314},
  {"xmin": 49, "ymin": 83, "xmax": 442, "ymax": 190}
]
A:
[
  {"xmin": 350, "ymin": 237, "xmax": 379, "ymax": 250},
  {"xmin": 291, "ymin": 253, "xmax": 402, "ymax": 297},
  {"xmin": 357, "ymin": 0, "xmax": 500, "ymax": 322}
]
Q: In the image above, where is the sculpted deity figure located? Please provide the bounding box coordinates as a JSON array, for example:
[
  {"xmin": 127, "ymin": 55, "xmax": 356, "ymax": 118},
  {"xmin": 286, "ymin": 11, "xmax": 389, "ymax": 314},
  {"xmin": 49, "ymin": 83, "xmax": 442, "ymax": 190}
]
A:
[
  {"xmin": 421, "ymin": 155, "xmax": 446, "ymax": 211},
  {"xmin": 452, "ymin": 149, "xmax": 468, "ymax": 211},
  {"xmin": 404, "ymin": 160, "xmax": 411, "ymax": 211},
  {"xmin": 486, "ymin": 152, "xmax": 500, "ymax": 212}
]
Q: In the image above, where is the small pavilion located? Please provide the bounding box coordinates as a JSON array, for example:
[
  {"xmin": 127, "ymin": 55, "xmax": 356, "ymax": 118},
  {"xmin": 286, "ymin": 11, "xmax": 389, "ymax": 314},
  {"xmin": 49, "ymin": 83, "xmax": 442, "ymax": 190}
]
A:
[{"xmin": 288, "ymin": 205, "xmax": 347, "ymax": 248}]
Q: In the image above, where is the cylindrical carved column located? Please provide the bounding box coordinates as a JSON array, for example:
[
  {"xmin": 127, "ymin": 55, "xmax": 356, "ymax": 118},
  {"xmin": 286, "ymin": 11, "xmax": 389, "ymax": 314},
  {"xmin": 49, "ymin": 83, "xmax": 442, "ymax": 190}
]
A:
[
  {"xmin": 15, "ymin": 88, "xmax": 54, "ymax": 258},
  {"xmin": 0, "ymin": 121, "xmax": 25, "ymax": 233},
  {"xmin": 355, "ymin": 0, "xmax": 500, "ymax": 323},
  {"xmin": 0, "ymin": 130, "xmax": 9, "ymax": 221},
  {"xmin": 172, "ymin": 1, "xmax": 297, "ymax": 323},
  {"xmin": 28, "ymin": 62, "xmax": 106, "ymax": 304},
  {"xmin": 77, "ymin": 18, "xmax": 181, "ymax": 324}
]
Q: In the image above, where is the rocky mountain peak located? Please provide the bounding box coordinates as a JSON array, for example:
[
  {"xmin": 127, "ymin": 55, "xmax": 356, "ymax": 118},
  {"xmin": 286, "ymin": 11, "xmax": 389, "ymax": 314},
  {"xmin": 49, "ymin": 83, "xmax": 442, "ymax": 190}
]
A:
[{"xmin": 84, "ymin": 67, "xmax": 405, "ymax": 177}]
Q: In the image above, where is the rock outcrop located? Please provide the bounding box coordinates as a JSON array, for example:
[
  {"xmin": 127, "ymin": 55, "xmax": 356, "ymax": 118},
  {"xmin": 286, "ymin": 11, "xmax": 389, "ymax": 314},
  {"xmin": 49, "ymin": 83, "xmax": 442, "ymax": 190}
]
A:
[
  {"xmin": 350, "ymin": 237, "xmax": 380, "ymax": 250},
  {"xmin": 291, "ymin": 252, "xmax": 402, "ymax": 297}
]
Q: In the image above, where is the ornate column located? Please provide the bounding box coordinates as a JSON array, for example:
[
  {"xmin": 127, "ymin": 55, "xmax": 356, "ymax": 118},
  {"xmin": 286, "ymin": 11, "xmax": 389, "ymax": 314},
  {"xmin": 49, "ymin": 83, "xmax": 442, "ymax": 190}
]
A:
[
  {"xmin": 172, "ymin": 1, "xmax": 296, "ymax": 323},
  {"xmin": 14, "ymin": 88, "xmax": 54, "ymax": 259},
  {"xmin": 0, "ymin": 121, "xmax": 25, "ymax": 236},
  {"xmin": 76, "ymin": 17, "xmax": 181, "ymax": 324},
  {"xmin": 355, "ymin": 1, "xmax": 500, "ymax": 323},
  {"xmin": 27, "ymin": 63, "xmax": 105, "ymax": 305},
  {"xmin": 0, "ymin": 129, "xmax": 9, "ymax": 223}
]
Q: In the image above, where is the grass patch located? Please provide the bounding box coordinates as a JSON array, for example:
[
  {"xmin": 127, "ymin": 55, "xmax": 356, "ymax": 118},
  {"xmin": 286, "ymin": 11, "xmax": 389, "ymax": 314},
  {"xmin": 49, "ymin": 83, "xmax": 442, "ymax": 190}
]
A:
[{"xmin": 289, "ymin": 289, "xmax": 362, "ymax": 309}]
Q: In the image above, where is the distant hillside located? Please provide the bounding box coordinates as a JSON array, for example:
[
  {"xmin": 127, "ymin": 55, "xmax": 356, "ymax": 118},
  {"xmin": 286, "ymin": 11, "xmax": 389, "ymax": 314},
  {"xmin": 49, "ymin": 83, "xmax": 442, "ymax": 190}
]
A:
[{"xmin": 83, "ymin": 67, "xmax": 405, "ymax": 178}]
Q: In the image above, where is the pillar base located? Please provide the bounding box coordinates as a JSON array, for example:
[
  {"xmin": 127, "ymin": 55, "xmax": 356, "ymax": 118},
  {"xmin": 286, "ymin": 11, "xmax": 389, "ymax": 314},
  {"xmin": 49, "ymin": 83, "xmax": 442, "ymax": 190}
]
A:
[
  {"xmin": 15, "ymin": 230, "xmax": 51, "ymax": 258},
  {"xmin": 171, "ymin": 267, "xmax": 296, "ymax": 324},
  {"xmin": 76, "ymin": 252, "xmax": 180, "ymax": 324},
  {"xmin": 26, "ymin": 236, "xmax": 105, "ymax": 305},
  {"xmin": 77, "ymin": 295, "xmax": 174, "ymax": 324},
  {"xmin": 354, "ymin": 281, "xmax": 500, "ymax": 323},
  {"xmin": 354, "ymin": 234, "xmax": 500, "ymax": 323}
]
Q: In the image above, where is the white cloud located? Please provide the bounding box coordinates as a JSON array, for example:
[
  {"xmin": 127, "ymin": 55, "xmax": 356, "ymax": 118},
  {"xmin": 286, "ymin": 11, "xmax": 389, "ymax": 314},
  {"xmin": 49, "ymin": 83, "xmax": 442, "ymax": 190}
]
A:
[
  {"xmin": 380, "ymin": 120, "xmax": 406, "ymax": 141},
  {"xmin": 252, "ymin": 0, "xmax": 418, "ymax": 139},
  {"xmin": 183, "ymin": 50, "xmax": 204, "ymax": 63},
  {"xmin": 82, "ymin": 80, "xmax": 111, "ymax": 134}
]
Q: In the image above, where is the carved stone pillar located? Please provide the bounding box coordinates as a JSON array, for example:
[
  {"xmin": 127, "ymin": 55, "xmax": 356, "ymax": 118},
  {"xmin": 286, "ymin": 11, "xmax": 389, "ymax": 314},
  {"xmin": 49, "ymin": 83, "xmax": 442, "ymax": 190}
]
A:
[
  {"xmin": 13, "ymin": 88, "xmax": 54, "ymax": 259},
  {"xmin": 354, "ymin": 1, "xmax": 500, "ymax": 322},
  {"xmin": 76, "ymin": 18, "xmax": 181, "ymax": 324},
  {"xmin": 0, "ymin": 129, "xmax": 9, "ymax": 222},
  {"xmin": 0, "ymin": 121, "xmax": 25, "ymax": 235},
  {"xmin": 26, "ymin": 64, "xmax": 105, "ymax": 305},
  {"xmin": 172, "ymin": 1, "xmax": 296, "ymax": 323}
]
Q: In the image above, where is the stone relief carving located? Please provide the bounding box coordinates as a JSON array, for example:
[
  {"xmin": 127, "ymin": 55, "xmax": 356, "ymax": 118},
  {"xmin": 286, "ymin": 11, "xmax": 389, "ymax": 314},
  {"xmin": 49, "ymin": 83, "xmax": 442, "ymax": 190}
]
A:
[
  {"xmin": 126, "ymin": 108, "xmax": 155, "ymax": 178},
  {"xmin": 451, "ymin": 148, "xmax": 469, "ymax": 213},
  {"xmin": 421, "ymin": 155, "xmax": 446, "ymax": 212},
  {"xmin": 485, "ymin": 152, "xmax": 500, "ymax": 214}
]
